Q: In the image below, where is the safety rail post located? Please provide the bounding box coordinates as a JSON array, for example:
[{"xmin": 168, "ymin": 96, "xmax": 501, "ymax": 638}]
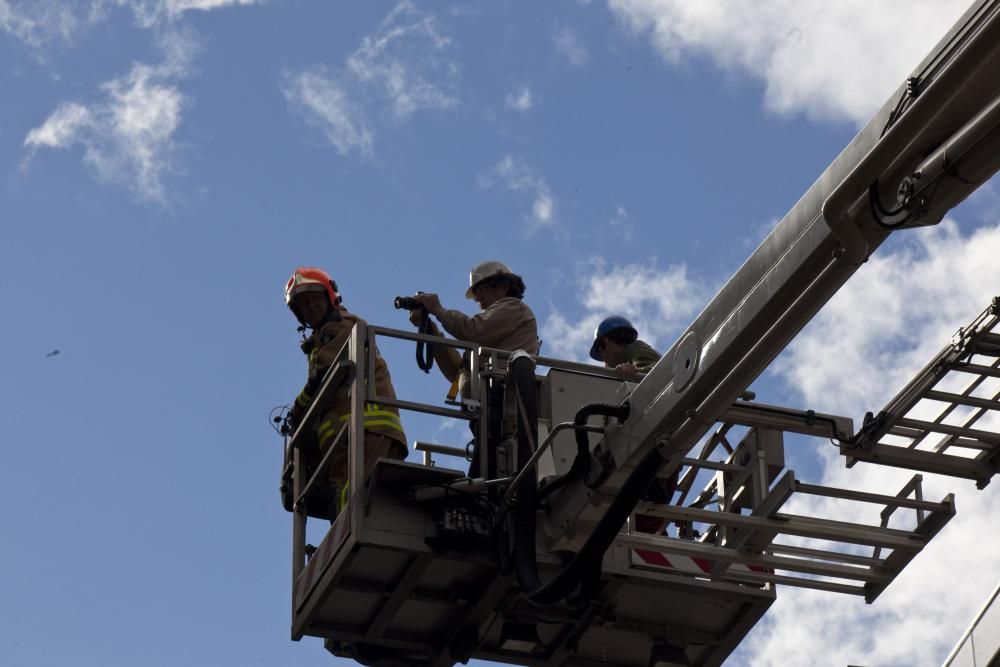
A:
[
  {"xmin": 291, "ymin": 439, "xmax": 306, "ymax": 598},
  {"xmin": 349, "ymin": 322, "xmax": 366, "ymax": 540},
  {"xmin": 286, "ymin": 334, "xmax": 357, "ymax": 627}
]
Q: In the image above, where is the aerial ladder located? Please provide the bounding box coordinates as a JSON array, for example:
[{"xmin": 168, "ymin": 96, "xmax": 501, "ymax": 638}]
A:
[{"xmin": 279, "ymin": 1, "xmax": 1000, "ymax": 664}]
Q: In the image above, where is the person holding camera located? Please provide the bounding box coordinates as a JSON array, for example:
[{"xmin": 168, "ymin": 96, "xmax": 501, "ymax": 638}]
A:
[
  {"xmin": 285, "ymin": 267, "xmax": 407, "ymax": 516},
  {"xmin": 404, "ymin": 261, "xmax": 539, "ymax": 478},
  {"xmin": 405, "ymin": 260, "xmax": 540, "ymax": 396}
]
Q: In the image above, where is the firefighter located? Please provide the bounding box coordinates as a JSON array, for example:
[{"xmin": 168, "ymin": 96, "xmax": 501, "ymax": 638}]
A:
[
  {"xmin": 589, "ymin": 315, "xmax": 661, "ymax": 381},
  {"xmin": 590, "ymin": 315, "xmax": 672, "ymax": 533},
  {"xmin": 285, "ymin": 267, "xmax": 407, "ymax": 515}
]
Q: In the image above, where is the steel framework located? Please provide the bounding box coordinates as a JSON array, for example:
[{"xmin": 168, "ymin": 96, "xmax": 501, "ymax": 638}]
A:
[{"xmin": 280, "ymin": 2, "xmax": 1000, "ymax": 664}]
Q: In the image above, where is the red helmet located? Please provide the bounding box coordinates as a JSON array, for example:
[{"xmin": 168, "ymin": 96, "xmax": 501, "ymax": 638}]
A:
[{"xmin": 285, "ymin": 267, "xmax": 340, "ymax": 324}]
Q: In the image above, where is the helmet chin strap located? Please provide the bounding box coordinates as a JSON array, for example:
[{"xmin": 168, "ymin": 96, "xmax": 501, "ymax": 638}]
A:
[{"xmin": 297, "ymin": 304, "xmax": 343, "ymax": 334}]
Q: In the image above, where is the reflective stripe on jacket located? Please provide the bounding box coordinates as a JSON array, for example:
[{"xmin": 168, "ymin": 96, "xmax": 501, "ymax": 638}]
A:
[{"xmin": 295, "ymin": 308, "xmax": 407, "ymax": 449}]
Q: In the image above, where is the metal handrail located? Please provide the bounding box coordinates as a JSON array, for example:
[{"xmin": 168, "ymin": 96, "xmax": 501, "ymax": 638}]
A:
[
  {"xmin": 501, "ymin": 422, "xmax": 604, "ymax": 506},
  {"xmin": 368, "ymin": 324, "xmax": 480, "ymax": 350},
  {"xmin": 295, "ymin": 421, "xmax": 349, "ymax": 510},
  {"xmin": 478, "ymin": 345, "xmax": 628, "ymax": 381},
  {"xmin": 414, "ymin": 441, "xmax": 468, "ymax": 466}
]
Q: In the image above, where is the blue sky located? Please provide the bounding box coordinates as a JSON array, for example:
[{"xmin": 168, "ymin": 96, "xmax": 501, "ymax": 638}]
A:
[{"xmin": 3, "ymin": 1, "xmax": 999, "ymax": 666}]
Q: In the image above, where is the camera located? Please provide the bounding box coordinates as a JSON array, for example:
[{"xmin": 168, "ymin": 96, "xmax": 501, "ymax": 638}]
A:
[{"xmin": 393, "ymin": 294, "xmax": 424, "ymax": 310}]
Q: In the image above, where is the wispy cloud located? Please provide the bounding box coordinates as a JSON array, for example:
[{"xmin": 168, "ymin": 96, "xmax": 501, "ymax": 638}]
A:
[
  {"xmin": 773, "ymin": 221, "xmax": 1000, "ymax": 417},
  {"xmin": 609, "ymin": 205, "xmax": 633, "ymax": 242},
  {"xmin": 0, "ymin": 0, "xmax": 81, "ymax": 48},
  {"xmin": 23, "ymin": 31, "xmax": 196, "ymax": 202},
  {"xmin": 346, "ymin": 1, "xmax": 458, "ymax": 119},
  {"xmin": 480, "ymin": 155, "xmax": 556, "ymax": 234},
  {"xmin": 0, "ymin": 0, "xmax": 260, "ymax": 47},
  {"xmin": 541, "ymin": 259, "xmax": 712, "ymax": 361},
  {"xmin": 608, "ymin": 0, "xmax": 969, "ymax": 125},
  {"xmin": 14, "ymin": 0, "xmax": 259, "ymax": 200},
  {"xmin": 100, "ymin": 0, "xmax": 261, "ymax": 28},
  {"xmin": 285, "ymin": 1, "xmax": 459, "ymax": 154},
  {"xmin": 554, "ymin": 26, "xmax": 588, "ymax": 66},
  {"xmin": 282, "ymin": 68, "xmax": 373, "ymax": 157},
  {"xmin": 504, "ymin": 84, "xmax": 533, "ymax": 112}
]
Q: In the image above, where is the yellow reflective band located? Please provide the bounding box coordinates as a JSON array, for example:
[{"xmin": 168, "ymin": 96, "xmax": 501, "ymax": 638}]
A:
[
  {"xmin": 335, "ymin": 414, "xmax": 403, "ymax": 432},
  {"xmin": 338, "ymin": 482, "xmax": 350, "ymax": 512},
  {"xmin": 338, "ymin": 409, "xmax": 401, "ymax": 420},
  {"xmin": 295, "ymin": 392, "xmax": 312, "ymax": 407},
  {"xmin": 362, "ymin": 419, "xmax": 405, "ymax": 432},
  {"xmin": 317, "ymin": 420, "xmax": 335, "ymax": 441},
  {"xmin": 366, "ymin": 409, "xmax": 401, "ymax": 419}
]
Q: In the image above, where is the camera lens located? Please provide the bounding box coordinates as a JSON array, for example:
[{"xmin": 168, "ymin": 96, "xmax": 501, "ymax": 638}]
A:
[{"xmin": 394, "ymin": 296, "xmax": 418, "ymax": 310}]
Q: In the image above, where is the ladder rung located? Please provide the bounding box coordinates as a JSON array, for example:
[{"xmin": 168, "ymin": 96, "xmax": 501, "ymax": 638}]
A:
[
  {"xmin": 923, "ymin": 389, "xmax": 1000, "ymax": 411},
  {"xmin": 886, "ymin": 425, "xmax": 924, "ymax": 440},
  {"xmin": 971, "ymin": 331, "xmax": 1000, "ymax": 355},
  {"xmin": 895, "ymin": 417, "xmax": 1000, "ymax": 444},
  {"xmin": 937, "ymin": 437, "xmax": 997, "ymax": 451},
  {"xmin": 948, "ymin": 361, "xmax": 1000, "ymax": 378}
]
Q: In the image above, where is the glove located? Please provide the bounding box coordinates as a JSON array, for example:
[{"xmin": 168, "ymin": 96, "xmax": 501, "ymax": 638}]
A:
[{"xmin": 287, "ymin": 405, "xmax": 304, "ymax": 433}]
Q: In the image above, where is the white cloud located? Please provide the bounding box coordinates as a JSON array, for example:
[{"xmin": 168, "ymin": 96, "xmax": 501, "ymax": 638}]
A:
[
  {"xmin": 554, "ymin": 25, "xmax": 588, "ymax": 66},
  {"xmin": 480, "ymin": 155, "xmax": 557, "ymax": 234},
  {"xmin": 608, "ymin": 0, "xmax": 970, "ymax": 125},
  {"xmin": 609, "ymin": 204, "xmax": 633, "ymax": 242},
  {"xmin": 23, "ymin": 32, "xmax": 195, "ymax": 202},
  {"xmin": 504, "ymin": 84, "xmax": 533, "ymax": 112},
  {"xmin": 773, "ymin": 221, "xmax": 1000, "ymax": 417},
  {"xmin": 0, "ymin": 0, "xmax": 79, "ymax": 48},
  {"xmin": 23, "ymin": 103, "xmax": 92, "ymax": 147},
  {"xmin": 345, "ymin": 1, "xmax": 459, "ymax": 119},
  {"xmin": 0, "ymin": 0, "xmax": 259, "ymax": 46},
  {"xmin": 282, "ymin": 68, "xmax": 374, "ymax": 157},
  {"xmin": 164, "ymin": 0, "xmax": 257, "ymax": 13},
  {"xmin": 285, "ymin": 2, "xmax": 458, "ymax": 153},
  {"xmin": 100, "ymin": 0, "xmax": 260, "ymax": 27},
  {"xmin": 541, "ymin": 259, "xmax": 712, "ymax": 361},
  {"xmin": 737, "ymin": 220, "xmax": 1000, "ymax": 664}
]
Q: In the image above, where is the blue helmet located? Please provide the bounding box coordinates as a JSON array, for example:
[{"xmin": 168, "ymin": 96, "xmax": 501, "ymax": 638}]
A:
[{"xmin": 589, "ymin": 315, "xmax": 638, "ymax": 361}]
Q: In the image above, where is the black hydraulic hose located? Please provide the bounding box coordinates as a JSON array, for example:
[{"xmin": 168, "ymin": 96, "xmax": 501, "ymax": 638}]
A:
[
  {"xmin": 508, "ymin": 355, "xmax": 544, "ymax": 595},
  {"xmin": 537, "ymin": 402, "xmax": 630, "ymax": 502},
  {"xmin": 525, "ymin": 445, "xmax": 665, "ymax": 606},
  {"xmin": 415, "ymin": 313, "xmax": 434, "ymax": 373},
  {"xmin": 573, "ymin": 402, "xmax": 629, "ymax": 478},
  {"xmin": 505, "ymin": 361, "xmax": 653, "ymax": 606}
]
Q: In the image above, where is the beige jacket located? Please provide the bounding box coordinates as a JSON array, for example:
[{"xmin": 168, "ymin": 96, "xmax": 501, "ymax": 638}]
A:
[{"xmin": 429, "ymin": 297, "xmax": 540, "ymax": 397}]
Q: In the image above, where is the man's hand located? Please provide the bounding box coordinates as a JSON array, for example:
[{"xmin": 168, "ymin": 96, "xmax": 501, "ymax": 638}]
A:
[
  {"xmin": 408, "ymin": 307, "xmax": 427, "ymax": 327},
  {"xmin": 615, "ymin": 362, "xmax": 639, "ymax": 381},
  {"xmin": 412, "ymin": 292, "xmax": 444, "ymax": 317}
]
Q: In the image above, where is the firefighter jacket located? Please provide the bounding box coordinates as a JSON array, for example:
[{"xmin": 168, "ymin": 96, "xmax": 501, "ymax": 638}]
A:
[
  {"xmin": 291, "ymin": 308, "xmax": 407, "ymax": 451},
  {"xmin": 624, "ymin": 339, "xmax": 661, "ymax": 374},
  {"xmin": 436, "ymin": 296, "xmax": 540, "ymax": 397}
]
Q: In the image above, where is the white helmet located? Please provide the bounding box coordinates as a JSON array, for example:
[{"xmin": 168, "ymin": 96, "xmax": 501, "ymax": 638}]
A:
[{"xmin": 465, "ymin": 260, "xmax": 519, "ymax": 299}]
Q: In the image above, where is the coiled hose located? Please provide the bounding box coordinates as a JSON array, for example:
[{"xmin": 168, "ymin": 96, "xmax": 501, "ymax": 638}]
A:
[{"xmin": 415, "ymin": 312, "xmax": 434, "ymax": 373}]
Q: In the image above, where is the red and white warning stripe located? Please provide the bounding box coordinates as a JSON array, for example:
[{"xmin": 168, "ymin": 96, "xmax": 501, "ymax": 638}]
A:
[{"xmin": 630, "ymin": 548, "xmax": 766, "ymax": 576}]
